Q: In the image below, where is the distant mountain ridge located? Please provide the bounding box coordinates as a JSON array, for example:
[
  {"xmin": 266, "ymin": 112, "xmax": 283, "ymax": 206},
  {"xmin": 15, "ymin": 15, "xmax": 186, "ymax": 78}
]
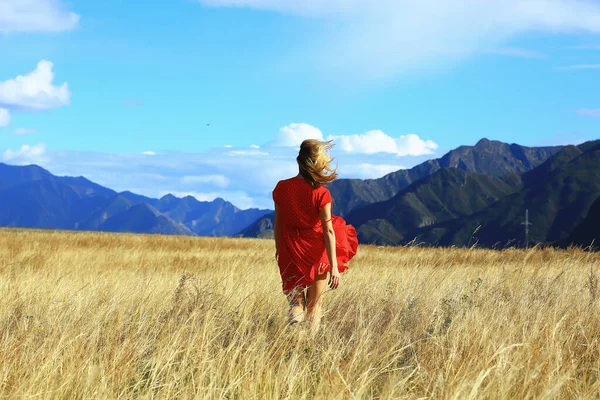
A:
[
  {"xmin": 343, "ymin": 140, "xmax": 600, "ymax": 248},
  {"xmin": 242, "ymin": 139, "xmax": 563, "ymax": 239},
  {"xmin": 0, "ymin": 163, "xmax": 271, "ymax": 236}
]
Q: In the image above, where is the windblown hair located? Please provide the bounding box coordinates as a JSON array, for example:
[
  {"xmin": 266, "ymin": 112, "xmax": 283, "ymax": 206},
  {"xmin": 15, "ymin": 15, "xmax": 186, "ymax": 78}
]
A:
[{"xmin": 297, "ymin": 139, "xmax": 338, "ymax": 188}]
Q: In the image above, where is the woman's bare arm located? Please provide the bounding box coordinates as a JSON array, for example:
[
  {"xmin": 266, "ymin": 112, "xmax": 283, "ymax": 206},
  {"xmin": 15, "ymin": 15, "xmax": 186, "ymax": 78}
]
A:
[
  {"xmin": 274, "ymin": 204, "xmax": 281, "ymax": 257},
  {"xmin": 319, "ymin": 203, "xmax": 339, "ymax": 289}
]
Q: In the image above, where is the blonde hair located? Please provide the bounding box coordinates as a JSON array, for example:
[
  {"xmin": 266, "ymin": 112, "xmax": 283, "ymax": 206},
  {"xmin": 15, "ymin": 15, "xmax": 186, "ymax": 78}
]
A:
[{"xmin": 297, "ymin": 139, "xmax": 338, "ymax": 188}]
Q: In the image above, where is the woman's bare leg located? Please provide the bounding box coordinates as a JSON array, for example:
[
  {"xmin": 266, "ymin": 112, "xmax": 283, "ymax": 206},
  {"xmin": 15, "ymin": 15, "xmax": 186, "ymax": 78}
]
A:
[
  {"xmin": 287, "ymin": 287, "xmax": 306, "ymax": 325},
  {"xmin": 306, "ymin": 272, "xmax": 328, "ymax": 332}
]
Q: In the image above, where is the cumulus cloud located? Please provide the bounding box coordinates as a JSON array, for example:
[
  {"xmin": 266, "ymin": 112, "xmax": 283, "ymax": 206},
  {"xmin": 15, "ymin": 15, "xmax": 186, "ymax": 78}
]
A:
[
  {"xmin": 576, "ymin": 108, "xmax": 600, "ymax": 117},
  {"xmin": 0, "ymin": 108, "xmax": 10, "ymax": 127},
  {"xmin": 1, "ymin": 143, "xmax": 47, "ymax": 165},
  {"xmin": 199, "ymin": 0, "xmax": 600, "ymax": 80},
  {"xmin": 0, "ymin": 0, "xmax": 79, "ymax": 33},
  {"xmin": 269, "ymin": 123, "xmax": 438, "ymax": 156},
  {"xmin": 13, "ymin": 128, "xmax": 38, "ymax": 135},
  {"xmin": 271, "ymin": 123, "xmax": 324, "ymax": 147},
  {"xmin": 142, "ymin": 151, "xmax": 156, "ymax": 155},
  {"xmin": 0, "ymin": 60, "xmax": 71, "ymax": 111},
  {"xmin": 331, "ymin": 131, "xmax": 438, "ymax": 156}
]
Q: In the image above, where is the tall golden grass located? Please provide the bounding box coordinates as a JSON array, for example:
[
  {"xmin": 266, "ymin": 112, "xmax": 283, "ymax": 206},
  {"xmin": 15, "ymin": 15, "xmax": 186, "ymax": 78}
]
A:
[{"xmin": 1, "ymin": 228, "xmax": 600, "ymax": 399}]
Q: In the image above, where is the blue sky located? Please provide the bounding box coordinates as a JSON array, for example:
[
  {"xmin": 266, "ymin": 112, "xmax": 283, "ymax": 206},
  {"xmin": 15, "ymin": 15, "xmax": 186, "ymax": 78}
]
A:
[{"xmin": 1, "ymin": 0, "xmax": 600, "ymax": 209}]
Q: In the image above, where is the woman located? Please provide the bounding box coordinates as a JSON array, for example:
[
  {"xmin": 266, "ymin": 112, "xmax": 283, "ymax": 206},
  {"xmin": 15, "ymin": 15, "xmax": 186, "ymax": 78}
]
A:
[{"xmin": 272, "ymin": 139, "xmax": 358, "ymax": 330}]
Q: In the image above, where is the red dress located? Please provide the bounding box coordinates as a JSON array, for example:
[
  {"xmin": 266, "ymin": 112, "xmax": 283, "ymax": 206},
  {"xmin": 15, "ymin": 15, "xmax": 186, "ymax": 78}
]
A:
[{"xmin": 273, "ymin": 177, "xmax": 358, "ymax": 294}]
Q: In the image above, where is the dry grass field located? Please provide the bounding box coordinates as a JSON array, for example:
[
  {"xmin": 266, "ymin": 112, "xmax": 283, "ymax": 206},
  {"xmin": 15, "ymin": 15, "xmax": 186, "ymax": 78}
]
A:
[{"xmin": 1, "ymin": 228, "xmax": 600, "ymax": 399}]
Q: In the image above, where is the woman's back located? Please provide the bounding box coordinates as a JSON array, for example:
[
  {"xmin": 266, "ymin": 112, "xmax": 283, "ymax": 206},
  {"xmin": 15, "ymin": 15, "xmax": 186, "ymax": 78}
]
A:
[{"xmin": 273, "ymin": 177, "xmax": 332, "ymax": 230}]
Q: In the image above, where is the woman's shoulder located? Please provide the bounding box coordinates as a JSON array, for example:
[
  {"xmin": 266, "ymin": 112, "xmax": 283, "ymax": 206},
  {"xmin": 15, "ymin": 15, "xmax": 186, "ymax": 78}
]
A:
[
  {"xmin": 317, "ymin": 183, "xmax": 331, "ymax": 193},
  {"xmin": 274, "ymin": 176, "xmax": 302, "ymax": 192},
  {"xmin": 275, "ymin": 177, "xmax": 296, "ymax": 187}
]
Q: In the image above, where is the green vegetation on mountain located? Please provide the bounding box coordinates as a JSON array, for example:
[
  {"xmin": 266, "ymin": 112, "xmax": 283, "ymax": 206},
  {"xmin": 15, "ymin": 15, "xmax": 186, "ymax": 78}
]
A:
[{"xmin": 347, "ymin": 168, "xmax": 523, "ymax": 245}]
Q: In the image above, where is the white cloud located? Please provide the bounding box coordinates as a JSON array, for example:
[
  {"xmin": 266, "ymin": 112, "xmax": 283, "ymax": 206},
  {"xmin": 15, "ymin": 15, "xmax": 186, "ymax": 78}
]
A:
[
  {"xmin": 271, "ymin": 122, "xmax": 324, "ymax": 147},
  {"xmin": 0, "ymin": 0, "xmax": 79, "ymax": 33},
  {"xmin": 181, "ymin": 174, "xmax": 230, "ymax": 188},
  {"xmin": 250, "ymin": 144, "xmax": 260, "ymax": 149},
  {"xmin": 330, "ymin": 131, "xmax": 438, "ymax": 156},
  {"xmin": 576, "ymin": 108, "xmax": 600, "ymax": 117},
  {"xmin": 200, "ymin": 0, "xmax": 600, "ymax": 80},
  {"xmin": 227, "ymin": 149, "xmax": 269, "ymax": 156},
  {"xmin": 270, "ymin": 123, "xmax": 438, "ymax": 156},
  {"xmin": 0, "ymin": 60, "xmax": 71, "ymax": 111},
  {"xmin": 13, "ymin": 128, "xmax": 37, "ymax": 135},
  {"xmin": 142, "ymin": 151, "xmax": 156, "ymax": 155},
  {"xmin": 0, "ymin": 108, "xmax": 10, "ymax": 127},
  {"xmin": 1, "ymin": 143, "xmax": 47, "ymax": 165}
]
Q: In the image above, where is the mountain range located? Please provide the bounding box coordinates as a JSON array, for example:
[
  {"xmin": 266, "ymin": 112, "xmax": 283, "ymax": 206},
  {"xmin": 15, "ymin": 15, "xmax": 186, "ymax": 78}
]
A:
[
  {"xmin": 346, "ymin": 140, "xmax": 600, "ymax": 247},
  {"xmin": 0, "ymin": 163, "xmax": 270, "ymax": 236},
  {"xmin": 1, "ymin": 137, "xmax": 598, "ymax": 249}
]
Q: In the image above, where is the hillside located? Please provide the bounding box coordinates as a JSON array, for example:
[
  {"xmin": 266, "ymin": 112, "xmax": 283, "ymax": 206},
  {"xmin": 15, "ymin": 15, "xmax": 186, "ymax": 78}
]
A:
[
  {"xmin": 413, "ymin": 140, "xmax": 600, "ymax": 247},
  {"xmin": 346, "ymin": 168, "xmax": 523, "ymax": 245},
  {"xmin": 567, "ymin": 196, "xmax": 600, "ymax": 249}
]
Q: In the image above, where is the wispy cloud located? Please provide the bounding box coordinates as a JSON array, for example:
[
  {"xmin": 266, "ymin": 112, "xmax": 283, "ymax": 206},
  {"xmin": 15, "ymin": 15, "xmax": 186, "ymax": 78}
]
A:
[
  {"xmin": 576, "ymin": 108, "xmax": 600, "ymax": 118},
  {"xmin": 484, "ymin": 47, "xmax": 547, "ymax": 59},
  {"xmin": 181, "ymin": 175, "xmax": 230, "ymax": 188},
  {"xmin": 0, "ymin": 0, "xmax": 79, "ymax": 33},
  {"xmin": 200, "ymin": 0, "xmax": 600, "ymax": 80},
  {"xmin": 13, "ymin": 128, "xmax": 38, "ymax": 135},
  {"xmin": 556, "ymin": 64, "xmax": 600, "ymax": 70}
]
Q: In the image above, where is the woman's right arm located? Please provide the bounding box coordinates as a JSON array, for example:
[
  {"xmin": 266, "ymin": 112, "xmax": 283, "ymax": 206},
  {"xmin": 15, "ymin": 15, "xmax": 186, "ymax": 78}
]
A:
[
  {"xmin": 273, "ymin": 204, "xmax": 281, "ymax": 259},
  {"xmin": 319, "ymin": 203, "xmax": 340, "ymax": 289}
]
